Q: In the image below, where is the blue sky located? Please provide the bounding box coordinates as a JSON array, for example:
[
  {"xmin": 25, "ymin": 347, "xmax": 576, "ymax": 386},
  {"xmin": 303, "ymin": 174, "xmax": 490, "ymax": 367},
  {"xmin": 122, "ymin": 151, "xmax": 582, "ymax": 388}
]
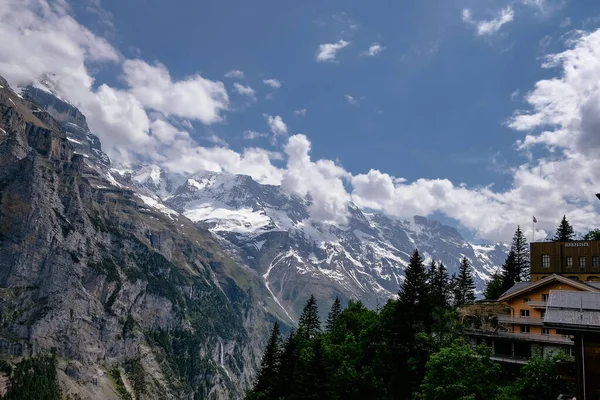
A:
[
  {"xmin": 70, "ymin": 0, "xmax": 597, "ymax": 189},
  {"xmin": 2, "ymin": 0, "xmax": 600, "ymax": 242}
]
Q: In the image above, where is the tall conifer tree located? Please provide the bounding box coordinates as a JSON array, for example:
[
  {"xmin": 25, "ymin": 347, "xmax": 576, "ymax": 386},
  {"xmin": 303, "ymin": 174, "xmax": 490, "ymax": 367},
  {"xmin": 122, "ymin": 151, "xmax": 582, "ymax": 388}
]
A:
[
  {"xmin": 298, "ymin": 295, "xmax": 321, "ymax": 340},
  {"xmin": 454, "ymin": 257, "xmax": 476, "ymax": 307},
  {"xmin": 325, "ymin": 297, "xmax": 342, "ymax": 333},
  {"xmin": 249, "ymin": 322, "xmax": 281, "ymax": 398},
  {"xmin": 554, "ymin": 215, "xmax": 575, "ymax": 242},
  {"xmin": 510, "ymin": 226, "xmax": 530, "ymax": 281}
]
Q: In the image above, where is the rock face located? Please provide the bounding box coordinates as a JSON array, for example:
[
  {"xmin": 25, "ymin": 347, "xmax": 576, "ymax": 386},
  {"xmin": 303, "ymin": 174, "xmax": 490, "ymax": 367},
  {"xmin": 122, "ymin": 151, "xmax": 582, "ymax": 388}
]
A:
[
  {"xmin": 120, "ymin": 169, "xmax": 509, "ymax": 322},
  {"xmin": 0, "ymin": 79, "xmax": 281, "ymax": 399}
]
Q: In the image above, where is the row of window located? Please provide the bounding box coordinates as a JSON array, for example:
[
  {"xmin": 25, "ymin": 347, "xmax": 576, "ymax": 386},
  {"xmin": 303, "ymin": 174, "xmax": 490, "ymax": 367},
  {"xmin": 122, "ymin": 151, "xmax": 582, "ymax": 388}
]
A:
[
  {"xmin": 541, "ymin": 254, "xmax": 600, "ymax": 269},
  {"xmin": 519, "ymin": 326, "xmax": 551, "ymax": 336}
]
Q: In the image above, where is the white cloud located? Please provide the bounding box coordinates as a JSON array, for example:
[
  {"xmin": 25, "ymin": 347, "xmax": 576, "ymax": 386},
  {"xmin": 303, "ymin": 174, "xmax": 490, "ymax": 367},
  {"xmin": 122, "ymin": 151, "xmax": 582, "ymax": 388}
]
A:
[
  {"xmin": 510, "ymin": 89, "xmax": 520, "ymax": 101},
  {"xmin": 243, "ymin": 130, "xmax": 267, "ymax": 140},
  {"xmin": 539, "ymin": 35, "xmax": 552, "ymax": 51},
  {"xmin": 462, "ymin": 7, "xmax": 514, "ymax": 36},
  {"xmin": 346, "ymin": 95, "xmax": 358, "ymax": 105},
  {"xmin": 263, "ymin": 79, "xmax": 281, "ymax": 89},
  {"xmin": 316, "ymin": 40, "xmax": 350, "ymax": 63},
  {"xmin": 224, "ymin": 70, "xmax": 244, "ymax": 79},
  {"xmin": 293, "ymin": 109, "xmax": 307, "ymax": 117},
  {"xmin": 122, "ymin": 60, "xmax": 229, "ymax": 124},
  {"xmin": 232, "ymin": 82, "xmax": 256, "ymax": 101},
  {"xmin": 264, "ymin": 114, "xmax": 288, "ymax": 136},
  {"xmin": 362, "ymin": 43, "xmax": 384, "ymax": 56}
]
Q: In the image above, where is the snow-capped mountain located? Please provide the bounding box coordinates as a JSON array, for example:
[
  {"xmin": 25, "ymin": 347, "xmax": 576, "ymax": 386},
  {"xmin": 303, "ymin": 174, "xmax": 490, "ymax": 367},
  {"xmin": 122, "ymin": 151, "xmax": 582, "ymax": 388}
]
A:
[
  {"xmin": 120, "ymin": 167, "xmax": 508, "ymax": 320},
  {"xmin": 22, "ymin": 84, "xmax": 509, "ymax": 321}
]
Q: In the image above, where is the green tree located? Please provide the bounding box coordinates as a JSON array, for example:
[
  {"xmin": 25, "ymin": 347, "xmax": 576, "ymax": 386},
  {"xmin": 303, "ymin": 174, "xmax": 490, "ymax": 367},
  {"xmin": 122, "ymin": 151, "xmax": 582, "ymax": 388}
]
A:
[
  {"xmin": 399, "ymin": 249, "xmax": 431, "ymax": 328},
  {"xmin": 497, "ymin": 352, "xmax": 574, "ymax": 400},
  {"xmin": 298, "ymin": 295, "xmax": 321, "ymax": 340},
  {"xmin": 4, "ymin": 356, "xmax": 62, "ymax": 400},
  {"xmin": 484, "ymin": 273, "xmax": 504, "ymax": 300},
  {"xmin": 420, "ymin": 340, "xmax": 501, "ymax": 400},
  {"xmin": 553, "ymin": 215, "xmax": 575, "ymax": 242},
  {"xmin": 275, "ymin": 329, "xmax": 299, "ymax": 399},
  {"xmin": 326, "ymin": 297, "xmax": 342, "ymax": 333},
  {"xmin": 428, "ymin": 260, "xmax": 451, "ymax": 309},
  {"xmin": 510, "ymin": 226, "xmax": 530, "ymax": 281},
  {"xmin": 583, "ymin": 228, "xmax": 600, "ymax": 240},
  {"xmin": 246, "ymin": 322, "xmax": 282, "ymax": 399},
  {"xmin": 454, "ymin": 257, "xmax": 476, "ymax": 307}
]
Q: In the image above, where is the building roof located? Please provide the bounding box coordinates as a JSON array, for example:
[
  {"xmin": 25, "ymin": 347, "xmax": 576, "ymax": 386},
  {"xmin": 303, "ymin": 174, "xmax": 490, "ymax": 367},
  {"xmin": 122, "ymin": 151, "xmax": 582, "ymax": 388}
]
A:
[
  {"xmin": 498, "ymin": 274, "xmax": 600, "ymax": 301},
  {"xmin": 544, "ymin": 291, "xmax": 600, "ymax": 331}
]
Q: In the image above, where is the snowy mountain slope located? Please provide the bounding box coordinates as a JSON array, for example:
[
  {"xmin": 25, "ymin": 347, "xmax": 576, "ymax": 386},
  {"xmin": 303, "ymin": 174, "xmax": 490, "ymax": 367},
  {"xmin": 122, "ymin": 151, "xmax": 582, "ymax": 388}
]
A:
[
  {"xmin": 114, "ymin": 166, "xmax": 509, "ymax": 319},
  {"xmin": 22, "ymin": 84, "xmax": 508, "ymax": 320}
]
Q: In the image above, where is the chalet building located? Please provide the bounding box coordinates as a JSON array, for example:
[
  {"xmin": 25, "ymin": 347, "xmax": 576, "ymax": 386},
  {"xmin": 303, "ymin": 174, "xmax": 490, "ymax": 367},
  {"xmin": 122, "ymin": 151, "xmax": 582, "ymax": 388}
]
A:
[
  {"xmin": 531, "ymin": 240, "xmax": 600, "ymax": 282},
  {"xmin": 463, "ymin": 274, "xmax": 598, "ymax": 363}
]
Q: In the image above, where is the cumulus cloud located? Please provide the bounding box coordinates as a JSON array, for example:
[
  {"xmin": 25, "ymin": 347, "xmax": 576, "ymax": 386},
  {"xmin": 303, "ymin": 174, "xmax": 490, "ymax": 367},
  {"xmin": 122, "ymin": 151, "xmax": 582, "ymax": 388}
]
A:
[
  {"xmin": 224, "ymin": 70, "xmax": 244, "ymax": 79},
  {"xmin": 462, "ymin": 7, "xmax": 514, "ymax": 36},
  {"xmin": 263, "ymin": 79, "xmax": 281, "ymax": 89},
  {"xmin": 232, "ymin": 82, "xmax": 256, "ymax": 102},
  {"xmin": 362, "ymin": 43, "xmax": 384, "ymax": 56},
  {"xmin": 346, "ymin": 95, "xmax": 358, "ymax": 105},
  {"xmin": 122, "ymin": 60, "xmax": 229, "ymax": 124},
  {"xmin": 316, "ymin": 40, "xmax": 350, "ymax": 63},
  {"xmin": 6, "ymin": 0, "xmax": 600, "ymax": 242},
  {"xmin": 264, "ymin": 114, "xmax": 288, "ymax": 136}
]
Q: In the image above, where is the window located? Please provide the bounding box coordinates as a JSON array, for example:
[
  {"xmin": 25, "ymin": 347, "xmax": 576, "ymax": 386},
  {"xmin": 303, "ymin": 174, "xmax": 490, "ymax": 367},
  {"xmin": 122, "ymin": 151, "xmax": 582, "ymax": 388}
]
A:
[
  {"xmin": 523, "ymin": 297, "xmax": 531, "ymax": 303},
  {"xmin": 593, "ymin": 256, "xmax": 599, "ymax": 268},
  {"xmin": 520, "ymin": 325, "xmax": 530, "ymax": 334},
  {"xmin": 567, "ymin": 347, "xmax": 576, "ymax": 357},
  {"xmin": 541, "ymin": 310, "xmax": 546, "ymax": 319},
  {"xmin": 542, "ymin": 328, "xmax": 550, "ymax": 335},
  {"xmin": 520, "ymin": 309, "xmax": 530, "ymax": 317},
  {"xmin": 580, "ymin": 256, "xmax": 586, "ymax": 269},
  {"xmin": 542, "ymin": 254, "xmax": 551, "ymax": 268},
  {"xmin": 566, "ymin": 256, "xmax": 573, "ymax": 268},
  {"xmin": 542, "ymin": 293, "xmax": 549, "ymax": 302}
]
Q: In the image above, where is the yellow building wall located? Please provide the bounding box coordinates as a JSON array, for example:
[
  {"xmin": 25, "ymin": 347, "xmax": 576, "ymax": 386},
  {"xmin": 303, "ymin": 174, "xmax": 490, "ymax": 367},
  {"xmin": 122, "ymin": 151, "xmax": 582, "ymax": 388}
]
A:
[{"xmin": 506, "ymin": 281, "xmax": 584, "ymax": 336}]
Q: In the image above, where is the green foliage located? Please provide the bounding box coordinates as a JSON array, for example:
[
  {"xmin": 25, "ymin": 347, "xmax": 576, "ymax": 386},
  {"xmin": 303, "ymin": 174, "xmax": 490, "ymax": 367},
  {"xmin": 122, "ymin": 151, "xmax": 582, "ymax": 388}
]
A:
[
  {"xmin": 583, "ymin": 228, "xmax": 600, "ymax": 240},
  {"xmin": 500, "ymin": 351, "xmax": 574, "ymax": 400},
  {"xmin": 420, "ymin": 340, "xmax": 501, "ymax": 400},
  {"xmin": 428, "ymin": 261, "xmax": 451, "ymax": 310},
  {"xmin": 247, "ymin": 322, "xmax": 282, "ymax": 399},
  {"xmin": 124, "ymin": 358, "xmax": 146, "ymax": 397},
  {"xmin": 325, "ymin": 297, "xmax": 342, "ymax": 333},
  {"xmin": 485, "ymin": 249, "xmax": 521, "ymax": 300},
  {"xmin": 510, "ymin": 226, "xmax": 530, "ymax": 281},
  {"xmin": 298, "ymin": 295, "xmax": 321, "ymax": 340},
  {"xmin": 3, "ymin": 356, "xmax": 62, "ymax": 400},
  {"xmin": 554, "ymin": 215, "xmax": 576, "ymax": 242},
  {"xmin": 109, "ymin": 367, "xmax": 133, "ymax": 400},
  {"xmin": 454, "ymin": 257, "xmax": 476, "ymax": 307}
]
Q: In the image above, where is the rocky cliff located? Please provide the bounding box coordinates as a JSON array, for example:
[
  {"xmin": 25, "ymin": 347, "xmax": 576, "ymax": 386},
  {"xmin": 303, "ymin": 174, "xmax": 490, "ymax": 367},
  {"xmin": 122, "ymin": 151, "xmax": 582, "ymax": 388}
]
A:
[{"xmin": 0, "ymin": 77, "xmax": 281, "ymax": 399}]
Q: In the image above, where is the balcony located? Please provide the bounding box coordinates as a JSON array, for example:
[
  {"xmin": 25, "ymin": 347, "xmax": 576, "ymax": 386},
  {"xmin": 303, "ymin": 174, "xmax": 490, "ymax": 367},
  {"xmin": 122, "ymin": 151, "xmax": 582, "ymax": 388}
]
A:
[
  {"xmin": 497, "ymin": 315, "xmax": 544, "ymax": 325},
  {"xmin": 466, "ymin": 329, "xmax": 574, "ymax": 345},
  {"xmin": 526, "ymin": 300, "xmax": 547, "ymax": 308}
]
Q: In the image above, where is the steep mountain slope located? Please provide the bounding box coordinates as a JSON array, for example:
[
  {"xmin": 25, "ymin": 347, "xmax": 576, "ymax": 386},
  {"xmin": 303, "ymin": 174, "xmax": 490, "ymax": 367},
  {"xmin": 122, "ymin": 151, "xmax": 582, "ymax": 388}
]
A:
[
  {"xmin": 0, "ymin": 77, "xmax": 283, "ymax": 399},
  {"xmin": 121, "ymin": 168, "xmax": 508, "ymax": 321}
]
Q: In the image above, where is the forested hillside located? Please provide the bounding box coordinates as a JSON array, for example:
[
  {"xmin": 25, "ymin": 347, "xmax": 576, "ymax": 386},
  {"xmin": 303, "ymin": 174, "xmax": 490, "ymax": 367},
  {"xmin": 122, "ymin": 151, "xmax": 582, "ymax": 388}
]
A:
[{"xmin": 246, "ymin": 250, "xmax": 574, "ymax": 400}]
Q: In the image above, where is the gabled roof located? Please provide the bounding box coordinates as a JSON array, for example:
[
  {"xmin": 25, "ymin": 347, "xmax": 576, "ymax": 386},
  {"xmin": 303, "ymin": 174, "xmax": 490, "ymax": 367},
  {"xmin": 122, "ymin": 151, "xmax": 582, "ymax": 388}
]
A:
[
  {"xmin": 544, "ymin": 291, "xmax": 600, "ymax": 331},
  {"xmin": 498, "ymin": 274, "xmax": 600, "ymax": 301}
]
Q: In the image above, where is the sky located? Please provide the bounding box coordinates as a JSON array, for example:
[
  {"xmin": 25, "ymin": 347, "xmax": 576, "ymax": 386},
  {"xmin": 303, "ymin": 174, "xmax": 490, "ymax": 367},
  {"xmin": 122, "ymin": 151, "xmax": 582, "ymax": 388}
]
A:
[{"xmin": 1, "ymin": 0, "xmax": 600, "ymax": 243}]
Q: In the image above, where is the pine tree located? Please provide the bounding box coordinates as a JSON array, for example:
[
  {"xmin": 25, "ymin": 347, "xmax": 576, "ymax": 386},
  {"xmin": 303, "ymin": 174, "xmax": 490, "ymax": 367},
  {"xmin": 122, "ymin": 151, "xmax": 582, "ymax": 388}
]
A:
[
  {"xmin": 298, "ymin": 295, "xmax": 321, "ymax": 340},
  {"xmin": 428, "ymin": 260, "xmax": 450, "ymax": 309},
  {"xmin": 510, "ymin": 226, "xmax": 530, "ymax": 281},
  {"xmin": 275, "ymin": 329, "xmax": 299, "ymax": 399},
  {"xmin": 553, "ymin": 215, "xmax": 575, "ymax": 242},
  {"xmin": 325, "ymin": 297, "xmax": 342, "ymax": 333},
  {"xmin": 249, "ymin": 322, "xmax": 282, "ymax": 398},
  {"xmin": 399, "ymin": 249, "xmax": 432, "ymax": 332},
  {"xmin": 500, "ymin": 250, "xmax": 519, "ymax": 292},
  {"xmin": 454, "ymin": 257, "xmax": 476, "ymax": 307},
  {"xmin": 484, "ymin": 273, "xmax": 504, "ymax": 300}
]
